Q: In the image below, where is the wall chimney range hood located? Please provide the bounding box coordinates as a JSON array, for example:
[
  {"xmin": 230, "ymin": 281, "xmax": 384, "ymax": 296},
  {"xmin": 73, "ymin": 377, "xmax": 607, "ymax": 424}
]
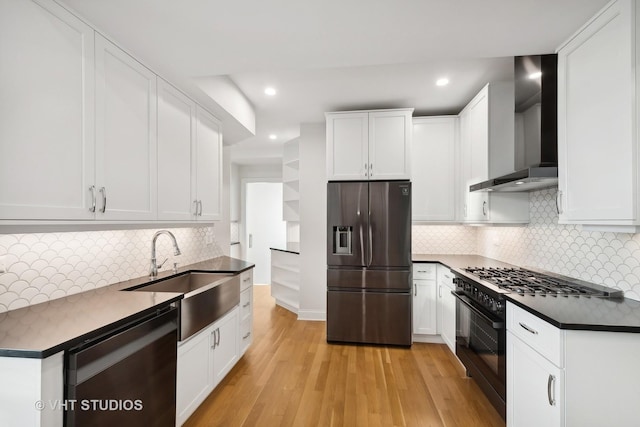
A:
[{"xmin": 471, "ymin": 54, "xmax": 558, "ymax": 192}]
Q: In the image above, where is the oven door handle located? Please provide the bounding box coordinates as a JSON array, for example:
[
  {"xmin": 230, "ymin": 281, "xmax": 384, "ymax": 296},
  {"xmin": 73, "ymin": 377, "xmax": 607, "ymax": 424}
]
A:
[{"xmin": 452, "ymin": 291, "xmax": 505, "ymax": 330}]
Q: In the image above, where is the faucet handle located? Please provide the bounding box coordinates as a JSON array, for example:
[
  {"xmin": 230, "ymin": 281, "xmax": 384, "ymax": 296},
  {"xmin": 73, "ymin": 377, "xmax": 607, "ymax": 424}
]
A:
[{"xmin": 157, "ymin": 258, "xmax": 169, "ymax": 269}]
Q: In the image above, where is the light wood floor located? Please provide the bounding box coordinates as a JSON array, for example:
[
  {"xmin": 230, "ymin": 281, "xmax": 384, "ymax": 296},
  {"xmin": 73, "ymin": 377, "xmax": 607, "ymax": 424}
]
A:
[{"xmin": 184, "ymin": 285, "xmax": 505, "ymax": 427}]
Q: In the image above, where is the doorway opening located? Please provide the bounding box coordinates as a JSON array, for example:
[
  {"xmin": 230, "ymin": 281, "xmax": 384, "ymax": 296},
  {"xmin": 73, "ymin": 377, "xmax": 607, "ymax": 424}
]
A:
[{"xmin": 244, "ymin": 182, "xmax": 286, "ymax": 285}]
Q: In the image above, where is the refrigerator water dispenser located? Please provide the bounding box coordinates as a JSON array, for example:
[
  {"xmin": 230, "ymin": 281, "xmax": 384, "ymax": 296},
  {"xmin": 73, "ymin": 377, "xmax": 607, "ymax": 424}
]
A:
[{"xmin": 333, "ymin": 226, "xmax": 352, "ymax": 254}]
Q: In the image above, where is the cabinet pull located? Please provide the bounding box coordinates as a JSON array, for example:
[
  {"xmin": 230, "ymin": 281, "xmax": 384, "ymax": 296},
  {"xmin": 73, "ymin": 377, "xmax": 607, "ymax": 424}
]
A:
[
  {"xmin": 211, "ymin": 330, "xmax": 216, "ymax": 349},
  {"xmin": 242, "ymin": 302, "xmax": 250, "ymax": 308},
  {"xmin": 198, "ymin": 200, "xmax": 203, "ymax": 216},
  {"xmin": 89, "ymin": 185, "xmax": 96, "ymax": 213},
  {"xmin": 243, "ymin": 277, "xmax": 251, "ymax": 283},
  {"xmin": 193, "ymin": 200, "xmax": 198, "ymax": 216},
  {"xmin": 370, "ymin": 163, "xmax": 373, "ymax": 176},
  {"xmin": 482, "ymin": 201, "xmax": 487, "ymax": 216},
  {"xmin": 99, "ymin": 187, "xmax": 107, "ymax": 213},
  {"xmin": 243, "ymin": 332, "xmax": 251, "ymax": 340},
  {"xmin": 519, "ymin": 322, "xmax": 539, "ymax": 335},
  {"xmin": 556, "ymin": 190, "xmax": 563, "ymax": 215},
  {"xmin": 215, "ymin": 328, "xmax": 220, "ymax": 347},
  {"xmin": 414, "ymin": 283, "xmax": 417, "ymax": 296},
  {"xmin": 439, "ymin": 285, "xmax": 442, "ymax": 298},
  {"xmin": 547, "ymin": 374, "xmax": 556, "ymax": 406}
]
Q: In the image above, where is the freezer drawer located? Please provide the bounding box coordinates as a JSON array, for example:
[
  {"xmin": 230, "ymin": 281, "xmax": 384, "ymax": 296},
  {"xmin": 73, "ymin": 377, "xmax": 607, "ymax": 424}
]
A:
[
  {"xmin": 327, "ymin": 268, "xmax": 410, "ymax": 291},
  {"xmin": 327, "ymin": 290, "xmax": 412, "ymax": 346}
]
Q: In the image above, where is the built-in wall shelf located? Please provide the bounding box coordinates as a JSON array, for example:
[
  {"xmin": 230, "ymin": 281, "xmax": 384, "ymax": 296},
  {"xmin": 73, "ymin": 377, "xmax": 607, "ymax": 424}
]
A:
[
  {"xmin": 270, "ymin": 248, "xmax": 300, "ymax": 314},
  {"xmin": 282, "ymin": 139, "xmax": 300, "ymax": 222}
]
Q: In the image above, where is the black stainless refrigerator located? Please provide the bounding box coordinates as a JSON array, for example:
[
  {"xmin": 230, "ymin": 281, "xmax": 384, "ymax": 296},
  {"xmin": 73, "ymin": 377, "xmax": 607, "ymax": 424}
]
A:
[{"xmin": 326, "ymin": 180, "xmax": 412, "ymax": 346}]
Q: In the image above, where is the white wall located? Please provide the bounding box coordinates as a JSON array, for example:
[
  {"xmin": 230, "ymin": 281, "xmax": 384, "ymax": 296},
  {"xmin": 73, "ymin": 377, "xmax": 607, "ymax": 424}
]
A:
[{"xmin": 298, "ymin": 123, "xmax": 326, "ymax": 321}]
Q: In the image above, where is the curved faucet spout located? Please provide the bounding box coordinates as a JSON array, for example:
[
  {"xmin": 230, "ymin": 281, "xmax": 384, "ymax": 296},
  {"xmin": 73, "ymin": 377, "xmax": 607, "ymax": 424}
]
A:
[{"xmin": 150, "ymin": 230, "xmax": 181, "ymax": 278}]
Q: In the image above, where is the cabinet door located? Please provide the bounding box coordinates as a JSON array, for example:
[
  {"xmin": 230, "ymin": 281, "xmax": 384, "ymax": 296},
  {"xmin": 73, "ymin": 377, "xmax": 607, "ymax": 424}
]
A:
[
  {"xmin": 507, "ymin": 332, "xmax": 563, "ymax": 427},
  {"xmin": 558, "ymin": 0, "xmax": 634, "ymax": 222},
  {"xmin": 157, "ymin": 79, "xmax": 195, "ymax": 221},
  {"xmin": 95, "ymin": 34, "xmax": 157, "ymax": 220},
  {"xmin": 326, "ymin": 113, "xmax": 368, "ymax": 180},
  {"xmin": 437, "ymin": 267, "xmax": 456, "ymax": 354},
  {"xmin": 413, "ymin": 279, "xmax": 437, "ymax": 335},
  {"xmin": 176, "ymin": 325, "xmax": 214, "ymax": 426},
  {"xmin": 412, "ymin": 117, "xmax": 457, "ymax": 221},
  {"xmin": 0, "ymin": 0, "xmax": 95, "ymax": 220},
  {"xmin": 460, "ymin": 97, "xmax": 489, "ymax": 222},
  {"xmin": 368, "ymin": 110, "xmax": 412, "ymax": 180},
  {"xmin": 212, "ymin": 308, "xmax": 239, "ymax": 388},
  {"xmin": 194, "ymin": 107, "xmax": 222, "ymax": 221}
]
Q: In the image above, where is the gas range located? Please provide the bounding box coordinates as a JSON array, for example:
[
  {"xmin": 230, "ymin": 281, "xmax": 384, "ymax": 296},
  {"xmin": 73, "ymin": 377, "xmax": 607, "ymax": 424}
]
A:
[{"xmin": 452, "ymin": 266, "xmax": 624, "ymax": 319}]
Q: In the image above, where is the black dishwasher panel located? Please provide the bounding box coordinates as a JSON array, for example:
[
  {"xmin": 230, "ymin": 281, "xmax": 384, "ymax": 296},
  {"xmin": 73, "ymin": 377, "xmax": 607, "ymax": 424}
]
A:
[{"xmin": 65, "ymin": 306, "xmax": 178, "ymax": 427}]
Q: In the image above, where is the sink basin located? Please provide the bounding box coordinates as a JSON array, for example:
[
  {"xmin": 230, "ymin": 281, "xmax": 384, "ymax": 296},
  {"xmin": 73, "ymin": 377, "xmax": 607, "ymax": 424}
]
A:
[
  {"xmin": 130, "ymin": 272, "xmax": 240, "ymax": 341},
  {"xmin": 134, "ymin": 272, "xmax": 233, "ymax": 296}
]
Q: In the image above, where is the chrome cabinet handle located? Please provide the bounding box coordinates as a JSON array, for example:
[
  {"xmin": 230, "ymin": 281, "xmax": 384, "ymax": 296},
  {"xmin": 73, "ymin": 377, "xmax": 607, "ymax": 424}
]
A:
[
  {"xmin": 243, "ymin": 276, "xmax": 251, "ymax": 283},
  {"xmin": 99, "ymin": 187, "xmax": 107, "ymax": 213},
  {"xmin": 243, "ymin": 332, "xmax": 251, "ymax": 340},
  {"xmin": 193, "ymin": 200, "xmax": 198, "ymax": 216},
  {"xmin": 89, "ymin": 185, "xmax": 96, "ymax": 213},
  {"xmin": 369, "ymin": 163, "xmax": 373, "ymax": 176},
  {"xmin": 211, "ymin": 330, "xmax": 216, "ymax": 349},
  {"xmin": 519, "ymin": 322, "xmax": 539, "ymax": 335},
  {"xmin": 198, "ymin": 200, "xmax": 203, "ymax": 216},
  {"xmin": 242, "ymin": 301, "xmax": 250, "ymax": 308},
  {"xmin": 556, "ymin": 190, "xmax": 563, "ymax": 215},
  {"xmin": 439, "ymin": 285, "xmax": 442, "ymax": 298},
  {"xmin": 482, "ymin": 201, "xmax": 487, "ymax": 216},
  {"xmin": 547, "ymin": 374, "xmax": 556, "ymax": 406},
  {"xmin": 364, "ymin": 163, "xmax": 368, "ymax": 177},
  {"xmin": 414, "ymin": 283, "xmax": 417, "ymax": 296}
]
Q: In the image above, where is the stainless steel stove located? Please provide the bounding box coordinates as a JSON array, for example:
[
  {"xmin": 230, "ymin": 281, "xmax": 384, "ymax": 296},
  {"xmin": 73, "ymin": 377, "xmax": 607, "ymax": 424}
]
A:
[
  {"xmin": 451, "ymin": 265, "xmax": 623, "ymax": 420},
  {"xmin": 462, "ymin": 267, "xmax": 624, "ymax": 298}
]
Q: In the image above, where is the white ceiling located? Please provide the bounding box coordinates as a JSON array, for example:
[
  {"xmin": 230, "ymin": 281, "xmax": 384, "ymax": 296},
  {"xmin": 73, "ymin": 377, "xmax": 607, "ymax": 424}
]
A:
[{"xmin": 60, "ymin": 0, "xmax": 609, "ymax": 163}]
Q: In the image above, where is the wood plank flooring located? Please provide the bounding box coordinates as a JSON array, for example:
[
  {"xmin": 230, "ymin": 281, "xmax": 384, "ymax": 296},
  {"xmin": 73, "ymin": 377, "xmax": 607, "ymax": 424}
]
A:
[{"xmin": 184, "ymin": 285, "xmax": 505, "ymax": 427}]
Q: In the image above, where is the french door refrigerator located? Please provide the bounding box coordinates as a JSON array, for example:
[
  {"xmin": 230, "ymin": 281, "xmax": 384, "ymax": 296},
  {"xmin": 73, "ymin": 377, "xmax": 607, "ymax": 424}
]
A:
[{"xmin": 326, "ymin": 180, "xmax": 412, "ymax": 346}]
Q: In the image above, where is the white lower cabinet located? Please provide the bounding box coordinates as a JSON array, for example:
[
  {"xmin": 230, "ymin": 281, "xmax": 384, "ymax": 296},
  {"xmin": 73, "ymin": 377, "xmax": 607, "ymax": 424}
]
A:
[
  {"xmin": 412, "ymin": 264, "xmax": 437, "ymax": 336},
  {"xmin": 176, "ymin": 306, "xmax": 239, "ymax": 426},
  {"xmin": 507, "ymin": 302, "xmax": 640, "ymax": 427},
  {"xmin": 437, "ymin": 265, "xmax": 456, "ymax": 354},
  {"xmin": 239, "ymin": 269, "xmax": 254, "ymax": 355}
]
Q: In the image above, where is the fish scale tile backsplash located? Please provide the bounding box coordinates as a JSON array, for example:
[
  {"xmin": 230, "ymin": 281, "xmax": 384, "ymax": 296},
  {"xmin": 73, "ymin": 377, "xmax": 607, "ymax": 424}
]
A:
[
  {"xmin": 477, "ymin": 188, "xmax": 640, "ymax": 301},
  {"xmin": 0, "ymin": 226, "xmax": 223, "ymax": 313}
]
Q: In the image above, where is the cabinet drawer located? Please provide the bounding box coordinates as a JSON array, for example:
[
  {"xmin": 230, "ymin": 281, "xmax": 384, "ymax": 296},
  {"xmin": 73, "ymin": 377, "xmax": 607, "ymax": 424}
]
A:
[
  {"xmin": 507, "ymin": 302, "xmax": 563, "ymax": 367},
  {"xmin": 436, "ymin": 265, "xmax": 455, "ymax": 290},
  {"xmin": 240, "ymin": 288, "xmax": 252, "ymax": 321},
  {"xmin": 240, "ymin": 269, "xmax": 253, "ymax": 291},
  {"xmin": 413, "ymin": 263, "xmax": 436, "ymax": 280},
  {"xmin": 240, "ymin": 318, "xmax": 252, "ymax": 343}
]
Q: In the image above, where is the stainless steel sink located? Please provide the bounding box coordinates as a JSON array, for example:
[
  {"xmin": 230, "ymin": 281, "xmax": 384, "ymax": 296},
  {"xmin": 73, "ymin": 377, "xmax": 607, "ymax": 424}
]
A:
[{"xmin": 130, "ymin": 272, "xmax": 240, "ymax": 341}]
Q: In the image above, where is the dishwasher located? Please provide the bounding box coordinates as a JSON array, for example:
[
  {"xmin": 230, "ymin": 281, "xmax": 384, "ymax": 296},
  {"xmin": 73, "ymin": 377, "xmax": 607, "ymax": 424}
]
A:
[{"xmin": 65, "ymin": 305, "xmax": 178, "ymax": 427}]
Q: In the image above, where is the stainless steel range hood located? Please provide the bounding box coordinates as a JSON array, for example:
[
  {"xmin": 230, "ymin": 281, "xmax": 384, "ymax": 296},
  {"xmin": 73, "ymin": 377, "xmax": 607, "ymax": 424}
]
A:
[{"xmin": 471, "ymin": 54, "xmax": 558, "ymax": 192}]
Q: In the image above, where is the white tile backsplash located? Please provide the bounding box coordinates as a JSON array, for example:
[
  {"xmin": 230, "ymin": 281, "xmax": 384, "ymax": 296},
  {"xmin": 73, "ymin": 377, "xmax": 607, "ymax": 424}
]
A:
[
  {"xmin": 412, "ymin": 225, "xmax": 477, "ymax": 254},
  {"xmin": 0, "ymin": 226, "xmax": 223, "ymax": 313},
  {"xmin": 477, "ymin": 189, "xmax": 640, "ymax": 301}
]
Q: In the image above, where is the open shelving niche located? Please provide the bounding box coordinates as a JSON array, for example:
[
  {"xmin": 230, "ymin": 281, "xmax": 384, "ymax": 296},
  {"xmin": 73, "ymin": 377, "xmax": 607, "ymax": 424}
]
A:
[
  {"xmin": 282, "ymin": 139, "xmax": 299, "ymax": 222},
  {"xmin": 270, "ymin": 249, "xmax": 300, "ymax": 313}
]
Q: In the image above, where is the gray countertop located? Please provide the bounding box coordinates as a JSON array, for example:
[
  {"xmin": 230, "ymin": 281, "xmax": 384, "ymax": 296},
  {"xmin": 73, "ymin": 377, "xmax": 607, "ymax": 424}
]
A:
[{"xmin": 0, "ymin": 256, "xmax": 254, "ymax": 358}]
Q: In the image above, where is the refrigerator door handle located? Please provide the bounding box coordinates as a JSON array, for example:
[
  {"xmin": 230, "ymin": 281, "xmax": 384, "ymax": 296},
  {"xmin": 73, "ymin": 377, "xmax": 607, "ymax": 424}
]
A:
[{"xmin": 368, "ymin": 210, "xmax": 373, "ymax": 267}]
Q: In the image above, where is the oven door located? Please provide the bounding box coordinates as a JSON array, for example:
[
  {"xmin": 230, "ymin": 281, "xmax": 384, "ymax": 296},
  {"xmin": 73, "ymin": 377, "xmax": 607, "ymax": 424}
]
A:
[{"xmin": 454, "ymin": 291, "xmax": 506, "ymax": 418}]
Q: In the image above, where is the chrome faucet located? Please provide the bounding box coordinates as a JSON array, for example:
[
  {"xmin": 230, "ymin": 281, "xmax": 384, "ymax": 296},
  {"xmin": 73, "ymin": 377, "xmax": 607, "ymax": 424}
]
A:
[{"xmin": 149, "ymin": 230, "xmax": 181, "ymax": 278}]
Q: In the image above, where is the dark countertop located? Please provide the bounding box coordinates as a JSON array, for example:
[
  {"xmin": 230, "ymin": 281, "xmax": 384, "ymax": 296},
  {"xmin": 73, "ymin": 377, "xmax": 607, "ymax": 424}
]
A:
[
  {"xmin": 0, "ymin": 256, "xmax": 254, "ymax": 359},
  {"xmin": 270, "ymin": 243, "xmax": 300, "ymax": 255},
  {"xmin": 412, "ymin": 253, "xmax": 640, "ymax": 333}
]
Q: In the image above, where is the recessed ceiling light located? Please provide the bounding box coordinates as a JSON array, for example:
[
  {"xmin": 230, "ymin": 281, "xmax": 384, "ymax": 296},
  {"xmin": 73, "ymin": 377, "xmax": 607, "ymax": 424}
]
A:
[
  {"xmin": 436, "ymin": 78, "xmax": 449, "ymax": 87},
  {"xmin": 528, "ymin": 71, "xmax": 542, "ymax": 80},
  {"xmin": 268, "ymin": 134, "xmax": 277, "ymax": 140},
  {"xmin": 264, "ymin": 87, "xmax": 277, "ymax": 96}
]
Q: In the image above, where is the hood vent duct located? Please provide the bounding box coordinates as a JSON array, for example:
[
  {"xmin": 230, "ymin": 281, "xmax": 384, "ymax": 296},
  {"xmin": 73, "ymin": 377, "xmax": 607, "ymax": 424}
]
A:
[{"xmin": 471, "ymin": 54, "xmax": 558, "ymax": 192}]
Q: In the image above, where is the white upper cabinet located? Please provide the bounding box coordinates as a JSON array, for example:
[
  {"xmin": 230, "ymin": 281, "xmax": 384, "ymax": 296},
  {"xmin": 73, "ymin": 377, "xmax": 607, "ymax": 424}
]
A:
[
  {"xmin": 326, "ymin": 109, "xmax": 413, "ymax": 181},
  {"xmin": 194, "ymin": 107, "xmax": 223, "ymax": 221},
  {"xmin": 412, "ymin": 117, "xmax": 457, "ymax": 222},
  {"xmin": 557, "ymin": 0, "xmax": 640, "ymax": 231},
  {"xmin": 458, "ymin": 83, "xmax": 529, "ymax": 224},
  {"xmin": 95, "ymin": 34, "xmax": 158, "ymax": 220},
  {"xmin": 157, "ymin": 79, "xmax": 196, "ymax": 221},
  {"xmin": 0, "ymin": 0, "xmax": 95, "ymax": 220}
]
